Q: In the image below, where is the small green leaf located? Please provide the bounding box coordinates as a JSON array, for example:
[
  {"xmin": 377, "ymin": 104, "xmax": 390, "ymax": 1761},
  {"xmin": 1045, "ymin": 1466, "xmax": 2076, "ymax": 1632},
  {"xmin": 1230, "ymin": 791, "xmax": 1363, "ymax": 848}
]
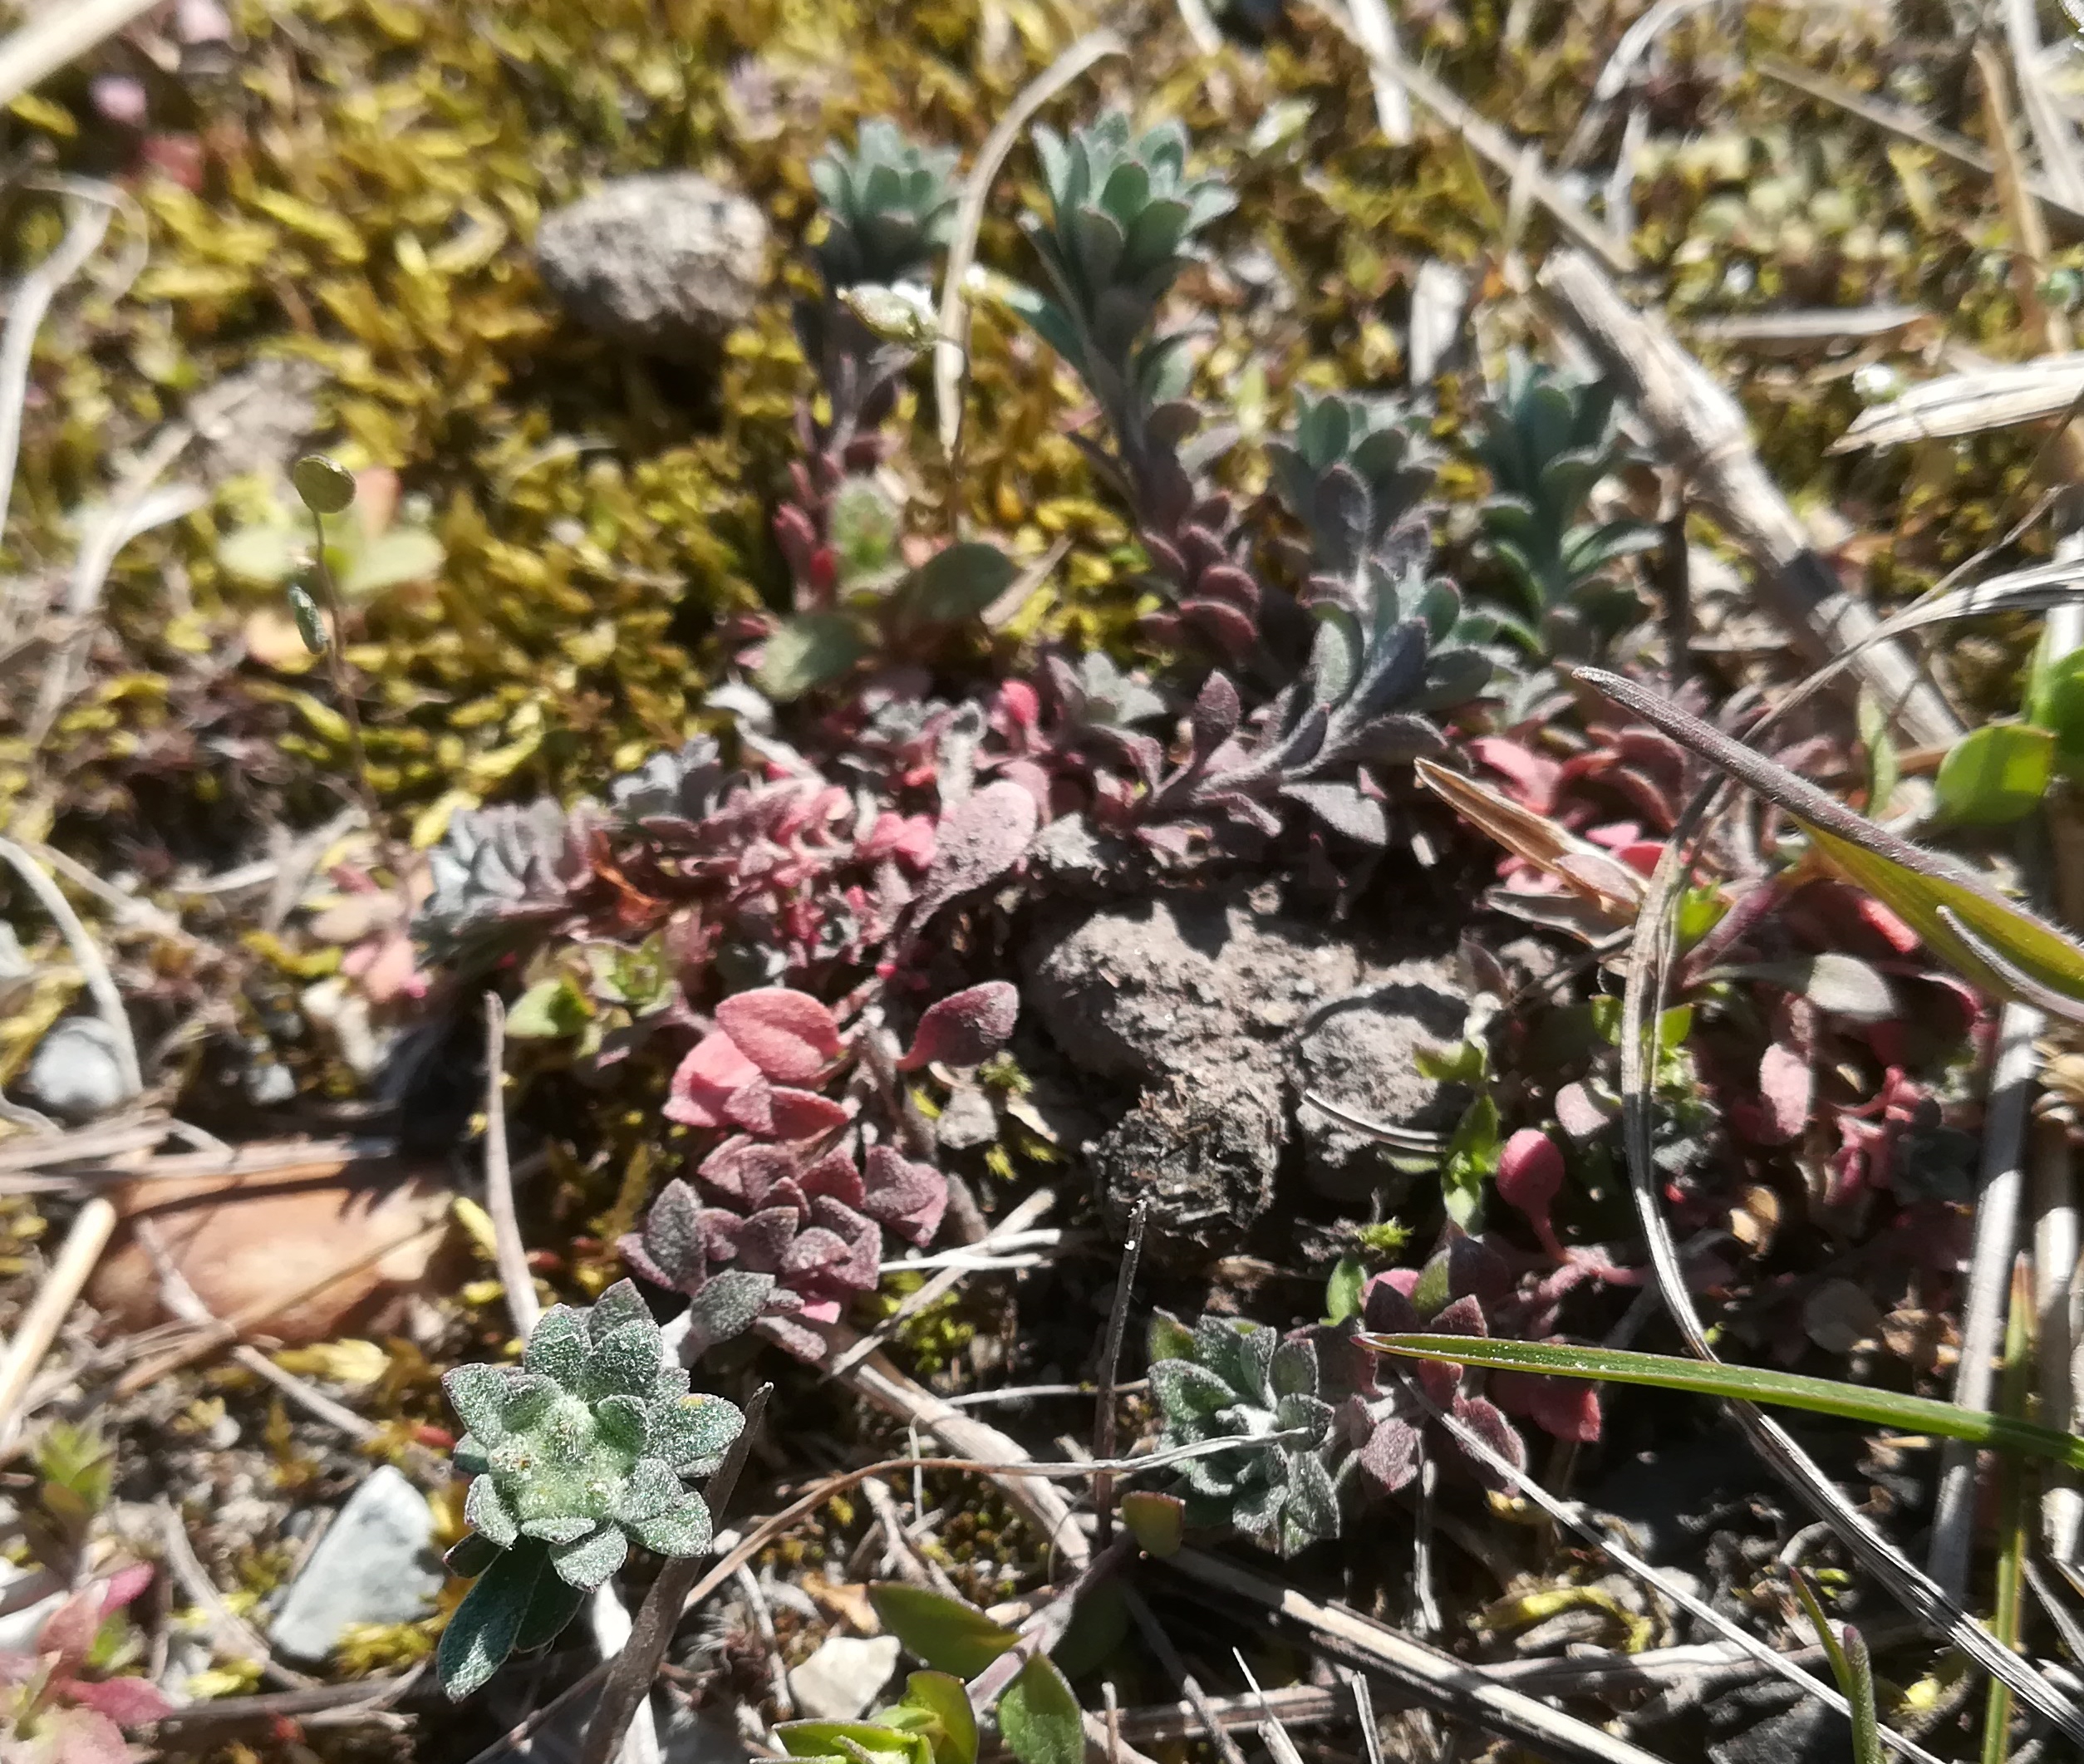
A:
[
  {"xmin": 777, "ymin": 1722, "xmax": 925, "ymax": 1764},
  {"xmin": 287, "ymin": 582, "xmax": 329, "ymax": 653},
  {"xmin": 1935, "ymin": 723, "xmax": 2053, "ymax": 825},
  {"xmin": 868, "ymin": 1584, "xmax": 1018, "ymax": 1676},
  {"xmin": 897, "ymin": 542, "xmax": 1019, "ymax": 627},
  {"xmin": 1323, "ymin": 1255, "xmax": 1365, "ymax": 1324},
  {"xmin": 219, "ymin": 523, "xmax": 303, "ymax": 584},
  {"xmin": 1441, "ymin": 1095, "xmax": 1500, "ymax": 1230},
  {"xmin": 757, "ymin": 613, "xmax": 869, "ymax": 700},
  {"xmin": 2033, "ymin": 646, "xmax": 2084, "ymax": 780},
  {"xmin": 1856, "ymin": 688, "xmax": 1899, "ymax": 818},
  {"xmin": 292, "ymin": 454, "xmax": 358, "ymax": 516},
  {"xmin": 1364, "ymin": 1334, "xmax": 2084, "ymax": 1469},
  {"xmin": 504, "ymin": 978, "xmax": 588, "ymax": 1039},
  {"xmin": 999, "ymin": 1654, "xmax": 1084, "ymax": 1764},
  {"xmin": 343, "ymin": 527, "xmax": 445, "ymax": 597},
  {"xmin": 884, "ymin": 1671, "xmax": 979, "ymax": 1764},
  {"xmin": 1118, "ymin": 1491, "xmax": 1184, "ymax": 1559}
]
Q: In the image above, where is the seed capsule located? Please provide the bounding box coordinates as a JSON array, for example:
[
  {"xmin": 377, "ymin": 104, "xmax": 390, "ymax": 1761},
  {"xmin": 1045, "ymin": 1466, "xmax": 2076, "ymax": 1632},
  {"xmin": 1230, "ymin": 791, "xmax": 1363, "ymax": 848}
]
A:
[
  {"xmin": 292, "ymin": 454, "xmax": 356, "ymax": 516},
  {"xmin": 287, "ymin": 581, "xmax": 328, "ymax": 653}
]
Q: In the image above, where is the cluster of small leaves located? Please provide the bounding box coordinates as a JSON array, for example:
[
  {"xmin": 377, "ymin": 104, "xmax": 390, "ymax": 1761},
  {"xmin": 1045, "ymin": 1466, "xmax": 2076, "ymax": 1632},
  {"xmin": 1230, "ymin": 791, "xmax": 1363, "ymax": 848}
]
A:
[
  {"xmin": 1016, "ymin": 112, "xmax": 1258, "ymax": 659},
  {"xmin": 1471, "ymin": 356, "xmax": 1658, "ymax": 651},
  {"xmin": 0, "ymin": 1567, "xmax": 170, "ymax": 1764},
  {"xmin": 775, "ymin": 1668, "xmax": 980, "ymax": 1764},
  {"xmin": 761, "ymin": 121, "xmax": 1017, "ymax": 702},
  {"xmin": 418, "ymin": 797, "xmax": 596, "ymax": 969},
  {"xmin": 620, "ymin": 983, "xmax": 1015, "ymax": 1356},
  {"xmin": 438, "ymin": 1281, "xmax": 745, "ymax": 1698},
  {"xmin": 1146, "ymin": 1311, "xmax": 1340, "ymax": 1555}
]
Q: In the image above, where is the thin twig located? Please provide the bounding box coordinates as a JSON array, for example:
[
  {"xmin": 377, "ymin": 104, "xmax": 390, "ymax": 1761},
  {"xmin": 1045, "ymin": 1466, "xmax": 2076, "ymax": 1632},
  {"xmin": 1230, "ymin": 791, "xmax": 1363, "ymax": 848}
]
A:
[
  {"xmin": 1091, "ymin": 1199, "xmax": 1147, "ymax": 1547},
  {"xmin": 1338, "ymin": 0, "xmax": 1413, "ymax": 144},
  {"xmin": 0, "ymin": 836, "xmax": 141, "ymax": 1098},
  {"xmin": 0, "ymin": 1196, "xmax": 116, "ymax": 1447},
  {"xmin": 0, "ymin": 0, "xmax": 164, "ymax": 111},
  {"xmin": 0, "ymin": 194, "xmax": 113, "ymax": 592},
  {"xmin": 737, "ymin": 1563, "xmax": 794, "ymax": 1721},
  {"xmin": 577, "ymin": 1385, "xmax": 771, "ymax": 1764},
  {"xmin": 480, "ymin": 993, "xmax": 537, "ymax": 1336},
  {"xmin": 1929, "ymin": 999, "xmax": 2041, "ymax": 1598},
  {"xmin": 934, "ymin": 30, "xmax": 1128, "ymax": 459},
  {"xmin": 2035, "ymin": 1111, "xmax": 2082, "ymax": 1560},
  {"xmin": 1121, "ymin": 1584, "xmax": 1252, "ymax": 1764},
  {"xmin": 155, "ymin": 1499, "xmax": 321, "ymax": 1691}
]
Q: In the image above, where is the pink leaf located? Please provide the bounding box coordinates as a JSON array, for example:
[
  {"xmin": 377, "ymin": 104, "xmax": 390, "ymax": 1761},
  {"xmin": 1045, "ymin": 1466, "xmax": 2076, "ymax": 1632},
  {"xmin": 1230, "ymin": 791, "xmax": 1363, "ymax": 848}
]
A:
[
  {"xmin": 66, "ymin": 1673, "xmax": 174, "ymax": 1726},
  {"xmin": 768, "ymin": 1088, "xmax": 851, "ymax": 1140},
  {"xmin": 45, "ymin": 1705, "xmax": 135, "ymax": 1764},
  {"xmin": 1497, "ymin": 1130, "xmax": 1564, "ymax": 1225},
  {"xmin": 1448, "ymin": 1394, "xmax": 1529, "ymax": 1488},
  {"xmin": 1757, "ymin": 1039, "xmax": 1812, "ymax": 1145},
  {"xmin": 715, "ymin": 989, "xmax": 842, "ymax": 1084},
  {"xmin": 1469, "ymin": 735, "xmax": 1564, "ymax": 813},
  {"xmin": 666, "ymin": 1031, "xmax": 763, "ymax": 1128},
  {"xmin": 1492, "ymin": 1369, "xmax": 1603, "ymax": 1443},
  {"xmin": 914, "ymin": 781, "xmax": 1039, "ymax": 921},
  {"xmin": 898, "ymin": 982, "xmax": 1020, "ymax": 1070},
  {"xmin": 799, "ymin": 1151, "xmax": 866, "ymax": 1210},
  {"xmin": 96, "ymin": 1565, "xmax": 153, "ymax": 1615},
  {"xmin": 37, "ymin": 1588, "xmax": 101, "ymax": 1675}
]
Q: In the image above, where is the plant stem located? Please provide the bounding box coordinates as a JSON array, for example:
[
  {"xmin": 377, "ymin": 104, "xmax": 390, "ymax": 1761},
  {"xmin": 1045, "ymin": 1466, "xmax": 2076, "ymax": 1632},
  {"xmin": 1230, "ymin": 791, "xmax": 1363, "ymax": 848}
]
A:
[
  {"xmin": 577, "ymin": 1385, "xmax": 770, "ymax": 1764},
  {"xmin": 307, "ymin": 512, "xmax": 402, "ymax": 882},
  {"xmin": 1980, "ymin": 1256, "xmax": 2034, "ymax": 1764},
  {"xmin": 1091, "ymin": 1199, "xmax": 1148, "ymax": 1547}
]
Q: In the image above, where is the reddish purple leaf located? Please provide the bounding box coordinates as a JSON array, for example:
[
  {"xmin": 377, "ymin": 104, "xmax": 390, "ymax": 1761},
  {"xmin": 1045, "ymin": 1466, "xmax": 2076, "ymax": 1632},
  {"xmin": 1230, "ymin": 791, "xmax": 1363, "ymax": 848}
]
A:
[
  {"xmin": 96, "ymin": 1565, "xmax": 153, "ymax": 1614},
  {"xmin": 1492, "ymin": 1369, "xmax": 1603, "ymax": 1444},
  {"xmin": 860, "ymin": 1144, "xmax": 948, "ymax": 1246},
  {"xmin": 1359, "ymin": 1415, "xmax": 1420, "ymax": 1492},
  {"xmin": 666, "ymin": 1030, "xmax": 763, "ymax": 1128},
  {"xmin": 716, "ymin": 988, "xmax": 843, "ymax": 1084},
  {"xmin": 799, "ymin": 1151, "xmax": 866, "ymax": 1211},
  {"xmin": 1361, "ymin": 1272, "xmax": 1420, "ymax": 1335},
  {"xmin": 898, "ymin": 981, "xmax": 1020, "ymax": 1070},
  {"xmin": 37, "ymin": 1588, "xmax": 101, "ymax": 1675},
  {"xmin": 725, "ymin": 1078, "xmax": 850, "ymax": 1140},
  {"xmin": 1447, "ymin": 1394, "xmax": 1528, "ymax": 1489},
  {"xmin": 914, "ymin": 781, "xmax": 1039, "ymax": 921},
  {"xmin": 1497, "ymin": 1128, "xmax": 1565, "ymax": 1252}
]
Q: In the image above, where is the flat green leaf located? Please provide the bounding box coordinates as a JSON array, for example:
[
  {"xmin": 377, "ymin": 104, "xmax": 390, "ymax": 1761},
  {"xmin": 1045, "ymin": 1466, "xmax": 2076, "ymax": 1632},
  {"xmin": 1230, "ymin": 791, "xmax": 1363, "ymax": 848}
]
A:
[
  {"xmin": 998, "ymin": 1654, "xmax": 1083, "ymax": 1764},
  {"xmin": 219, "ymin": 523, "xmax": 302, "ymax": 585},
  {"xmin": 1365, "ymin": 1334, "xmax": 2084, "ymax": 1468},
  {"xmin": 504, "ymin": 977, "xmax": 588, "ymax": 1039},
  {"xmin": 868, "ymin": 1583, "xmax": 1017, "ymax": 1677},
  {"xmin": 1934, "ymin": 722, "xmax": 2052, "ymax": 825},
  {"xmin": 1323, "ymin": 1256, "xmax": 1365, "ymax": 1326},
  {"xmin": 1441, "ymin": 1095, "xmax": 1499, "ymax": 1231},
  {"xmin": 2031, "ymin": 646, "xmax": 2084, "ymax": 779},
  {"xmin": 1792, "ymin": 1572, "xmax": 1882, "ymax": 1764},
  {"xmin": 777, "ymin": 1722, "xmax": 925, "ymax": 1764},
  {"xmin": 758, "ymin": 613, "xmax": 869, "ymax": 701},
  {"xmin": 1570, "ymin": 665, "xmax": 2084, "ymax": 1024},
  {"xmin": 342, "ymin": 527, "xmax": 445, "ymax": 597},
  {"xmin": 1118, "ymin": 1491, "xmax": 1184, "ymax": 1559},
  {"xmin": 898, "ymin": 543, "xmax": 1019, "ymax": 627},
  {"xmin": 1856, "ymin": 688, "xmax": 1899, "ymax": 818},
  {"xmin": 1714, "ymin": 952, "xmax": 1895, "ymax": 1022},
  {"xmin": 884, "ymin": 1671, "xmax": 978, "ymax": 1764}
]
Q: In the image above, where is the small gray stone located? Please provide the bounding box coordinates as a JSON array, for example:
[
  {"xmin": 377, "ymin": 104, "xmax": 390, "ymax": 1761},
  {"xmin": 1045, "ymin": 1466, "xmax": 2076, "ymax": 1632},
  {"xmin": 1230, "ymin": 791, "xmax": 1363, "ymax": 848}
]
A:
[
  {"xmin": 935, "ymin": 1085, "xmax": 999, "ymax": 1152},
  {"xmin": 661, "ymin": 1706, "xmax": 753, "ymax": 1764},
  {"xmin": 1294, "ymin": 959, "xmax": 1468, "ymax": 1202},
  {"xmin": 787, "ymin": 1634, "xmax": 902, "ymax": 1721},
  {"xmin": 536, "ymin": 174, "xmax": 769, "ymax": 358},
  {"xmin": 268, "ymin": 1466, "xmax": 442, "ymax": 1661},
  {"xmin": 22, "ymin": 1016, "xmax": 130, "ymax": 1123}
]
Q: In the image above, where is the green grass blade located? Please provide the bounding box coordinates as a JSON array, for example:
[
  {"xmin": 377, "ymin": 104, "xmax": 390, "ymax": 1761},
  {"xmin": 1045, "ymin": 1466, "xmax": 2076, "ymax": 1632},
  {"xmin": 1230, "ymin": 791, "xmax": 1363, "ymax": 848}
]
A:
[{"xmin": 1364, "ymin": 1334, "xmax": 2084, "ymax": 1470}]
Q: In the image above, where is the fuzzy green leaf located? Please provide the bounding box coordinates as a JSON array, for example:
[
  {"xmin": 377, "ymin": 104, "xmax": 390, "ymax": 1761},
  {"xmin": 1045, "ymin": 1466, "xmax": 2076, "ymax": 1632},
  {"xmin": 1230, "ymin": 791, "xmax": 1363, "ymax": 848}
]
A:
[
  {"xmin": 1935, "ymin": 722, "xmax": 2053, "ymax": 826},
  {"xmin": 550, "ymin": 1522, "xmax": 628, "ymax": 1589},
  {"xmin": 523, "ymin": 1306, "xmax": 588, "ymax": 1386},
  {"xmin": 437, "ymin": 1540, "xmax": 544, "ymax": 1700},
  {"xmin": 628, "ymin": 1497, "xmax": 712, "ymax": 1558},
  {"xmin": 464, "ymin": 1473, "xmax": 519, "ymax": 1549},
  {"xmin": 1119, "ymin": 1491, "xmax": 1185, "ymax": 1559},
  {"xmin": 758, "ymin": 613, "xmax": 869, "ymax": 701},
  {"xmin": 999, "ymin": 1654, "xmax": 1083, "ymax": 1764}
]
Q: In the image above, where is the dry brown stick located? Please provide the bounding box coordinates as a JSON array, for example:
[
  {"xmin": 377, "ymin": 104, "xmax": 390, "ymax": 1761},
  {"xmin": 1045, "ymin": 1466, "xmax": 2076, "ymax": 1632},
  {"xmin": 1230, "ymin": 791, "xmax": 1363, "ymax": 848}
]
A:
[
  {"xmin": 1120, "ymin": 1583, "xmax": 1251, "ymax": 1764},
  {"xmin": 1090, "ymin": 1199, "xmax": 1147, "ymax": 1547},
  {"xmin": 1759, "ymin": 55, "xmax": 2084, "ymax": 242},
  {"xmin": 576, "ymin": 1385, "xmax": 771, "ymax": 1764},
  {"xmin": 1537, "ymin": 248, "xmax": 1963, "ymax": 748},
  {"xmin": 773, "ymin": 1313, "xmax": 1090, "ymax": 1570},
  {"xmin": 0, "ymin": 1196, "xmax": 116, "ymax": 1447},
  {"xmin": 479, "ymin": 992, "xmax": 538, "ymax": 1336},
  {"xmin": 155, "ymin": 1498, "xmax": 321, "ymax": 1691},
  {"xmin": 1159, "ymin": 1548, "xmax": 1674, "ymax": 1764}
]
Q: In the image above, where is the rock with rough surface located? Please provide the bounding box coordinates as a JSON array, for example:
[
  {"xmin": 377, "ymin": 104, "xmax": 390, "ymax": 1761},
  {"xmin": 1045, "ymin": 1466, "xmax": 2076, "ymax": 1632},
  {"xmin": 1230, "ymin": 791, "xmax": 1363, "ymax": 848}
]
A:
[
  {"xmin": 536, "ymin": 174, "xmax": 769, "ymax": 357},
  {"xmin": 787, "ymin": 1634, "xmax": 902, "ymax": 1721},
  {"xmin": 22, "ymin": 1016, "xmax": 130, "ymax": 1122},
  {"xmin": 1293, "ymin": 958, "xmax": 1468, "ymax": 1201},
  {"xmin": 268, "ymin": 1466, "xmax": 443, "ymax": 1660},
  {"xmin": 1026, "ymin": 892, "xmax": 1467, "ymax": 1255}
]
